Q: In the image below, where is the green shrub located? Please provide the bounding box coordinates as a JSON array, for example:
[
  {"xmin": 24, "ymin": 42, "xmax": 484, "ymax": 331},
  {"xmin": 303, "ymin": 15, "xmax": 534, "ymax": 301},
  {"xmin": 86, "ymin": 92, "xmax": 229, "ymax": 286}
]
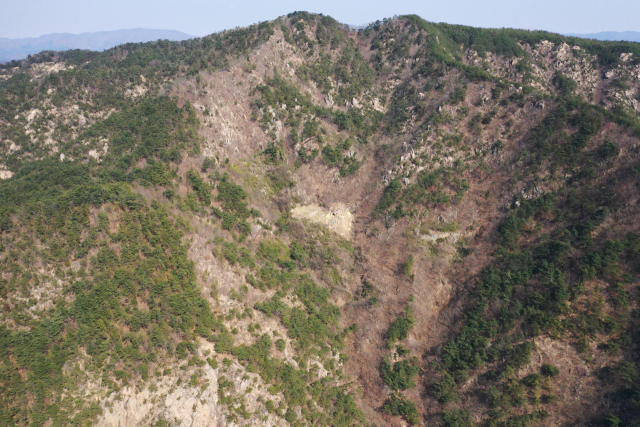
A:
[
  {"xmin": 449, "ymin": 86, "xmax": 467, "ymax": 105},
  {"xmin": 403, "ymin": 254, "xmax": 414, "ymax": 277},
  {"xmin": 434, "ymin": 372, "xmax": 458, "ymax": 404},
  {"xmin": 381, "ymin": 395, "xmax": 420, "ymax": 425},
  {"xmin": 220, "ymin": 241, "xmax": 239, "ymax": 265},
  {"xmin": 289, "ymin": 241, "xmax": 307, "ymax": 266},
  {"xmin": 617, "ymin": 361, "xmax": 638, "ymax": 384},
  {"xmin": 187, "ymin": 170, "xmax": 212, "ymax": 205},
  {"xmin": 258, "ymin": 239, "xmax": 291, "ymax": 267},
  {"xmin": 239, "ymin": 247, "xmax": 256, "ymax": 269},
  {"xmin": 387, "ymin": 306, "xmax": 415, "ymax": 345},
  {"xmin": 380, "ymin": 357, "xmax": 420, "ymax": 390},
  {"xmin": 522, "ymin": 373, "xmax": 543, "ymax": 387},
  {"xmin": 443, "ymin": 409, "xmax": 474, "ymax": 427},
  {"xmin": 322, "ymin": 144, "xmax": 343, "ymax": 166},
  {"xmin": 507, "ymin": 342, "xmax": 534, "ymax": 369},
  {"xmin": 541, "ymin": 364, "xmax": 560, "ymax": 378}
]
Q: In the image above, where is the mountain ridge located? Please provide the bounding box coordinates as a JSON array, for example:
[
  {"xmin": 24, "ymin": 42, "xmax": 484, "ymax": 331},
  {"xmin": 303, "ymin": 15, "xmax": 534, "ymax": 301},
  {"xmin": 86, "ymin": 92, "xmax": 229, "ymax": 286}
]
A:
[
  {"xmin": 565, "ymin": 30, "xmax": 640, "ymax": 42},
  {"xmin": 0, "ymin": 28, "xmax": 194, "ymax": 63}
]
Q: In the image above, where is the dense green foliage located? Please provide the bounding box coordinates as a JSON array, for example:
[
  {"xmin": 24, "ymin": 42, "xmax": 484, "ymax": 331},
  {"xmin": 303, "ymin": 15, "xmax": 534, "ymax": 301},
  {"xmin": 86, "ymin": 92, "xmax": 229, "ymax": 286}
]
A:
[
  {"xmin": 0, "ymin": 178, "xmax": 221, "ymax": 425},
  {"xmin": 380, "ymin": 357, "xmax": 420, "ymax": 390},
  {"xmin": 0, "ymin": 81, "xmax": 220, "ymax": 424},
  {"xmin": 93, "ymin": 97, "xmax": 199, "ymax": 186},
  {"xmin": 428, "ymin": 96, "xmax": 640, "ymax": 425},
  {"xmin": 374, "ymin": 164, "xmax": 469, "ymax": 221},
  {"xmin": 212, "ymin": 172, "xmax": 252, "ymax": 235},
  {"xmin": 321, "ymin": 138, "xmax": 363, "ymax": 177},
  {"xmin": 216, "ymin": 233, "xmax": 362, "ymax": 424},
  {"xmin": 382, "ymin": 395, "xmax": 420, "ymax": 425},
  {"xmin": 387, "ymin": 305, "xmax": 415, "ymax": 346},
  {"xmin": 400, "ymin": 14, "xmax": 640, "ymax": 67}
]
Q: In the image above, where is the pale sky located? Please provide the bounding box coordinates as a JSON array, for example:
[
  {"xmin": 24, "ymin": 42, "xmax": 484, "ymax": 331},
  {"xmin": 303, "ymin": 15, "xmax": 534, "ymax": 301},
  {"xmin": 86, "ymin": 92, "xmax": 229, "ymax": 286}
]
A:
[{"xmin": 1, "ymin": 0, "xmax": 639, "ymax": 39}]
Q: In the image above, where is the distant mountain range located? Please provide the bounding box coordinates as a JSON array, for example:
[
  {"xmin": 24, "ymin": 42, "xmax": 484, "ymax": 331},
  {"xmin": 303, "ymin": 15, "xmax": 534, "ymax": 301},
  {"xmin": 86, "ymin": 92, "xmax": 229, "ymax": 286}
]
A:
[
  {"xmin": 565, "ymin": 31, "xmax": 640, "ymax": 43},
  {"xmin": 0, "ymin": 28, "xmax": 194, "ymax": 63}
]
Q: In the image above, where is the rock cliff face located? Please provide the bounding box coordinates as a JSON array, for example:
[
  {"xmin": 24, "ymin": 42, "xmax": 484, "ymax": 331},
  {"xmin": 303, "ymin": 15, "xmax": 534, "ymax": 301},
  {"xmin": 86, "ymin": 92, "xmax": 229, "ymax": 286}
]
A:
[
  {"xmin": 96, "ymin": 356, "xmax": 220, "ymax": 427},
  {"xmin": 95, "ymin": 345, "xmax": 294, "ymax": 427},
  {"xmin": 2, "ymin": 12, "xmax": 640, "ymax": 427}
]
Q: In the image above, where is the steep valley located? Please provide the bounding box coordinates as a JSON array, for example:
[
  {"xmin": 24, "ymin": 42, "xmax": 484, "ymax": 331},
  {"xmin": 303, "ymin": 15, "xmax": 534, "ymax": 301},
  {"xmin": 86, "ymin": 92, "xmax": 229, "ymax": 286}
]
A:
[{"xmin": 1, "ymin": 12, "xmax": 640, "ymax": 427}]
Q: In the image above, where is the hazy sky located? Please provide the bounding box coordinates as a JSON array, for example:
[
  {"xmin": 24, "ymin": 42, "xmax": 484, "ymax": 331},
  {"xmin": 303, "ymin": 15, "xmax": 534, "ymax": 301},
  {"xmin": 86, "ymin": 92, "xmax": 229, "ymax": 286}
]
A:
[{"xmin": 1, "ymin": 0, "xmax": 639, "ymax": 39}]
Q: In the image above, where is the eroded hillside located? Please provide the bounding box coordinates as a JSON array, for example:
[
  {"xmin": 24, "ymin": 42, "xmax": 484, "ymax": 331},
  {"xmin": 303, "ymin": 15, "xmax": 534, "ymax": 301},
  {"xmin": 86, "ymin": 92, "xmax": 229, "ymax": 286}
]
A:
[{"xmin": 1, "ymin": 12, "xmax": 640, "ymax": 427}]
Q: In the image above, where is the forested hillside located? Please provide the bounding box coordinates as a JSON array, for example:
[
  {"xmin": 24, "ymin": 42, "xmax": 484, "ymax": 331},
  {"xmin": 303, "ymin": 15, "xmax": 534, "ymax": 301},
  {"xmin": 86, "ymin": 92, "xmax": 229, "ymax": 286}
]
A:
[{"xmin": 1, "ymin": 12, "xmax": 640, "ymax": 427}]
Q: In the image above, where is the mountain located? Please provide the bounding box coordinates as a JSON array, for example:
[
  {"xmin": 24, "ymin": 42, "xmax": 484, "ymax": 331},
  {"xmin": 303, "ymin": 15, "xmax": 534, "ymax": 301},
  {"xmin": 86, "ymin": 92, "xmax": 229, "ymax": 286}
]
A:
[
  {"xmin": 0, "ymin": 28, "xmax": 194, "ymax": 63},
  {"xmin": 566, "ymin": 30, "xmax": 640, "ymax": 42},
  {"xmin": 1, "ymin": 12, "xmax": 640, "ymax": 427}
]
